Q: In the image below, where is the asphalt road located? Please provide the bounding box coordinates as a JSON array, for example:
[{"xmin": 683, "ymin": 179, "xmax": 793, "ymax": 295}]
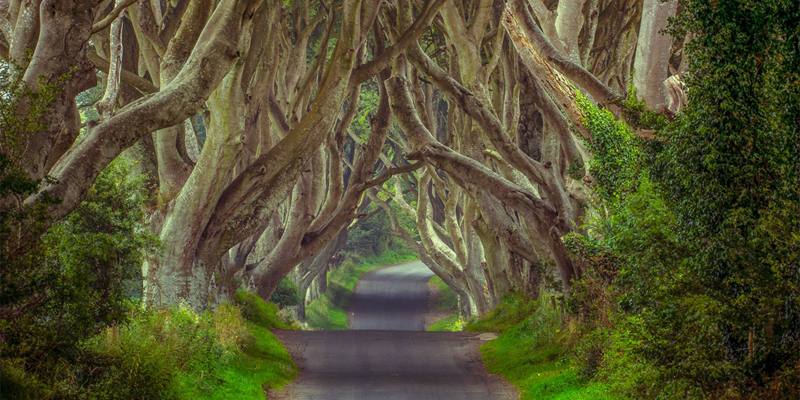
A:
[
  {"xmin": 273, "ymin": 260, "xmax": 517, "ymax": 400},
  {"xmin": 349, "ymin": 260, "xmax": 434, "ymax": 330}
]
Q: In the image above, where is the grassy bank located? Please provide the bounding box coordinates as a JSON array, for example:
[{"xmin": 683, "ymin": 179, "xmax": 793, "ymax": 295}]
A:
[
  {"xmin": 425, "ymin": 276, "xmax": 464, "ymax": 332},
  {"xmin": 83, "ymin": 293, "xmax": 295, "ymax": 400},
  {"xmin": 305, "ymin": 248, "xmax": 417, "ymax": 329},
  {"xmin": 468, "ymin": 294, "xmax": 615, "ymax": 400}
]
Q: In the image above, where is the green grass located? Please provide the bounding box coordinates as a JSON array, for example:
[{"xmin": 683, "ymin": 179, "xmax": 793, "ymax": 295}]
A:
[
  {"xmin": 174, "ymin": 323, "xmax": 296, "ymax": 399},
  {"xmin": 466, "ymin": 294, "xmax": 538, "ymax": 333},
  {"xmin": 425, "ymin": 276, "xmax": 464, "ymax": 332},
  {"xmin": 305, "ymin": 295, "xmax": 349, "ymax": 330},
  {"xmin": 427, "ymin": 314, "xmax": 464, "ymax": 331},
  {"xmin": 469, "ymin": 294, "xmax": 617, "ymax": 400},
  {"xmin": 171, "ymin": 292, "xmax": 297, "ymax": 399},
  {"xmin": 305, "ymin": 248, "xmax": 417, "ymax": 330},
  {"xmin": 80, "ymin": 292, "xmax": 297, "ymax": 400}
]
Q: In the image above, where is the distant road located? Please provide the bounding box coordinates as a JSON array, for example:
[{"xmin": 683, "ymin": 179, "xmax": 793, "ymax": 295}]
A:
[
  {"xmin": 273, "ymin": 260, "xmax": 518, "ymax": 400},
  {"xmin": 350, "ymin": 261, "xmax": 433, "ymax": 330}
]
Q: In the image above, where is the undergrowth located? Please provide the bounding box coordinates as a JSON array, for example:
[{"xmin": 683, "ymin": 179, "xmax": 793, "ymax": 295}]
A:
[
  {"xmin": 55, "ymin": 293, "xmax": 295, "ymax": 400},
  {"xmin": 425, "ymin": 276, "xmax": 463, "ymax": 332},
  {"xmin": 468, "ymin": 294, "xmax": 617, "ymax": 400}
]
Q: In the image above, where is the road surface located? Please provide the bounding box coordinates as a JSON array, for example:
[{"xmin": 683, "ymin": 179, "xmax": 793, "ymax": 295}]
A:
[
  {"xmin": 273, "ymin": 260, "xmax": 517, "ymax": 400},
  {"xmin": 349, "ymin": 260, "xmax": 433, "ymax": 330}
]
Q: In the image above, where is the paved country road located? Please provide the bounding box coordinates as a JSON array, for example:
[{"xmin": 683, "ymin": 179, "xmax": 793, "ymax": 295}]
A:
[{"xmin": 272, "ymin": 261, "xmax": 518, "ymax": 400}]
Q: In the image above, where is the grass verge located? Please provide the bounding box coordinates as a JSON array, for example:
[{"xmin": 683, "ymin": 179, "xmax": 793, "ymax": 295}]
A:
[
  {"xmin": 467, "ymin": 294, "xmax": 616, "ymax": 400},
  {"xmin": 81, "ymin": 291, "xmax": 297, "ymax": 400},
  {"xmin": 173, "ymin": 322, "xmax": 296, "ymax": 400},
  {"xmin": 427, "ymin": 314, "xmax": 464, "ymax": 331},
  {"xmin": 425, "ymin": 276, "xmax": 464, "ymax": 332},
  {"xmin": 305, "ymin": 248, "xmax": 417, "ymax": 330}
]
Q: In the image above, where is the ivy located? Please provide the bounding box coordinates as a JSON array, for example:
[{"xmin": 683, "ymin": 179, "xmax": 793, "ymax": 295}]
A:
[{"xmin": 576, "ymin": 92, "xmax": 643, "ymax": 203}]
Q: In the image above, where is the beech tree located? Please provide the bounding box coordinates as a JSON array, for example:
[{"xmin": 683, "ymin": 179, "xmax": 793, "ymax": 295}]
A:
[{"xmin": 1, "ymin": 0, "xmax": 685, "ymax": 312}]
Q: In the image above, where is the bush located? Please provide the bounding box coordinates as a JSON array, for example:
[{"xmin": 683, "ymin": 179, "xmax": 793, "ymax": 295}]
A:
[
  {"xmin": 0, "ymin": 359, "xmax": 46, "ymax": 400},
  {"xmin": 269, "ymin": 278, "xmax": 300, "ymax": 308},
  {"xmin": 0, "ymin": 156, "xmax": 155, "ymax": 398},
  {"xmin": 0, "ymin": 293, "xmax": 295, "ymax": 399},
  {"xmin": 566, "ymin": 2, "xmax": 800, "ymax": 395},
  {"xmin": 86, "ymin": 305, "xmax": 237, "ymax": 399},
  {"xmin": 84, "ymin": 297, "xmax": 295, "ymax": 400},
  {"xmin": 234, "ymin": 290, "xmax": 293, "ymax": 329}
]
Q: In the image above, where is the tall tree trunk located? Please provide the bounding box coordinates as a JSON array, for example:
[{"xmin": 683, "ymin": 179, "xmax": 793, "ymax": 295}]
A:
[
  {"xmin": 633, "ymin": 0, "xmax": 679, "ymax": 110},
  {"xmin": 145, "ymin": 53, "xmax": 248, "ymax": 307}
]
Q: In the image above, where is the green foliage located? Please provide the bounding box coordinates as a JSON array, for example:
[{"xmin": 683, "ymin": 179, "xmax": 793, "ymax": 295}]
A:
[
  {"xmin": 1, "ymin": 156, "xmax": 155, "ymax": 400},
  {"xmin": 170, "ymin": 299, "xmax": 296, "ymax": 400},
  {"xmin": 269, "ymin": 278, "xmax": 300, "ymax": 308},
  {"xmin": 0, "ymin": 66, "xmax": 168, "ymax": 398},
  {"xmin": 0, "ymin": 63, "xmax": 59, "ymax": 158},
  {"xmin": 620, "ymin": 85, "xmax": 669, "ymax": 131},
  {"xmin": 235, "ymin": 290, "xmax": 295, "ymax": 330},
  {"xmin": 0, "ymin": 63, "xmax": 59, "ymax": 268},
  {"xmin": 344, "ymin": 207, "xmax": 402, "ymax": 257},
  {"xmin": 2, "ymin": 298, "xmax": 297, "ymax": 400},
  {"xmin": 595, "ymin": 315, "xmax": 660, "ymax": 398},
  {"xmin": 0, "ymin": 68, "xmax": 296, "ymax": 398},
  {"xmin": 349, "ymin": 83, "xmax": 380, "ymax": 141},
  {"xmin": 566, "ymin": 1, "xmax": 800, "ymax": 397},
  {"xmin": 1, "ymin": 157, "xmax": 153, "ymax": 362},
  {"xmin": 426, "ymin": 315, "xmax": 464, "ymax": 332},
  {"xmin": 645, "ymin": 0, "xmax": 799, "ymax": 396},
  {"xmin": 466, "ymin": 293, "xmax": 539, "ymax": 333},
  {"xmin": 425, "ymin": 276, "xmax": 463, "ymax": 332},
  {"xmin": 86, "ymin": 306, "xmax": 233, "ymax": 400},
  {"xmin": 305, "ymin": 295, "xmax": 350, "ymax": 330},
  {"xmin": 576, "ymin": 93, "xmax": 643, "ymax": 202},
  {"xmin": 471, "ymin": 294, "xmax": 616, "ymax": 400},
  {"xmin": 2, "ymin": 297, "xmax": 292, "ymax": 400},
  {"xmin": 84, "ymin": 298, "xmax": 295, "ymax": 400}
]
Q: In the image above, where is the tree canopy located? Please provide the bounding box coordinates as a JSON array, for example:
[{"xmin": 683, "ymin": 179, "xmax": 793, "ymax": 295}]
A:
[{"xmin": 1, "ymin": 0, "xmax": 798, "ymax": 398}]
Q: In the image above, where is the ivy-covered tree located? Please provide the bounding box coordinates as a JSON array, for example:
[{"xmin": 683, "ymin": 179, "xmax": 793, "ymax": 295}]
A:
[
  {"xmin": 571, "ymin": 1, "xmax": 800, "ymax": 397},
  {"xmin": 651, "ymin": 0, "xmax": 800, "ymax": 394}
]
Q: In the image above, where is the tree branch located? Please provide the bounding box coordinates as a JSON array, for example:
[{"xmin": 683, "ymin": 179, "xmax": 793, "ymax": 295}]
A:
[
  {"xmin": 88, "ymin": 51, "xmax": 158, "ymax": 94},
  {"xmin": 92, "ymin": 0, "xmax": 138, "ymax": 34},
  {"xmin": 27, "ymin": 0, "xmax": 254, "ymax": 223},
  {"xmin": 352, "ymin": 0, "xmax": 446, "ymax": 83},
  {"xmin": 504, "ymin": 0, "xmax": 623, "ymax": 110},
  {"xmin": 364, "ymin": 160, "xmax": 424, "ymax": 188}
]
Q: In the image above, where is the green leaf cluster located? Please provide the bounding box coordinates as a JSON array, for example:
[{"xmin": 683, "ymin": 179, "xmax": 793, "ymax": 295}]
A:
[{"xmin": 568, "ymin": 1, "xmax": 800, "ymax": 397}]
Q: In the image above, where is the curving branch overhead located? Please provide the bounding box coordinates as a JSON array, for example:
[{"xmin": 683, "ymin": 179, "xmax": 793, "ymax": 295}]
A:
[{"xmin": 2, "ymin": 0, "xmax": 684, "ymax": 310}]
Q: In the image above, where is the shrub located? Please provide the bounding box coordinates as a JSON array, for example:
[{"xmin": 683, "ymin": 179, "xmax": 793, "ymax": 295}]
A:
[
  {"xmin": 576, "ymin": 92, "xmax": 643, "ymax": 203},
  {"xmin": 269, "ymin": 278, "xmax": 300, "ymax": 308},
  {"xmin": 234, "ymin": 290, "xmax": 292, "ymax": 329},
  {"xmin": 0, "ymin": 359, "xmax": 46, "ymax": 400},
  {"xmin": 87, "ymin": 306, "xmax": 219, "ymax": 399},
  {"xmin": 84, "ymin": 302, "xmax": 259, "ymax": 399},
  {"xmin": 1, "ymin": 153, "xmax": 154, "ymax": 398}
]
